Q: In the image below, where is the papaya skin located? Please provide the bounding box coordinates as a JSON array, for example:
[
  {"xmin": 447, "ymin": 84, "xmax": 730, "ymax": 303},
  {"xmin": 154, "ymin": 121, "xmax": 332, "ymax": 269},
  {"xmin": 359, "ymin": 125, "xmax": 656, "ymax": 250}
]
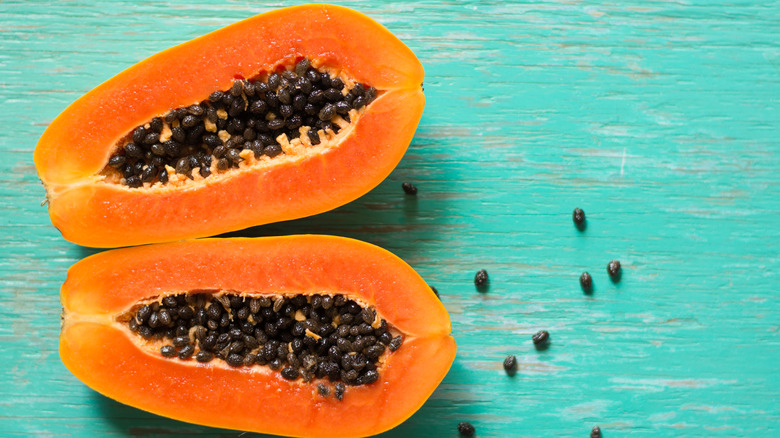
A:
[
  {"xmin": 60, "ymin": 236, "xmax": 456, "ymax": 438},
  {"xmin": 35, "ymin": 4, "xmax": 424, "ymax": 248}
]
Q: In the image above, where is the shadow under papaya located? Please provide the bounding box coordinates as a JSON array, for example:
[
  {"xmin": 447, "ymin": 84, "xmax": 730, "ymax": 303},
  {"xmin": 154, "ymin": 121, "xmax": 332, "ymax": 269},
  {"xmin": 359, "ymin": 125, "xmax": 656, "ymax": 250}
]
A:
[
  {"xmin": 218, "ymin": 169, "xmax": 455, "ymax": 270},
  {"xmin": 93, "ymin": 390, "xmax": 261, "ymax": 437}
]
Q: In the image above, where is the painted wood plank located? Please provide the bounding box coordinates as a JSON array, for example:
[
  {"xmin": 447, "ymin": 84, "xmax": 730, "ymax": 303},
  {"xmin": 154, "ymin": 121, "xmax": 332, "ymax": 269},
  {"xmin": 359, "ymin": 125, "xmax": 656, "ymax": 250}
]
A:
[{"xmin": 1, "ymin": 1, "xmax": 778, "ymax": 436}]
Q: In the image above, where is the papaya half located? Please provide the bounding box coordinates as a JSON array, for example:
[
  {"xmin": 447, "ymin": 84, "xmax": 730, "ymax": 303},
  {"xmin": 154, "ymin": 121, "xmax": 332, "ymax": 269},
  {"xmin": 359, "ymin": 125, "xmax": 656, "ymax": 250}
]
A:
[
  {"xmin": 60, "ymin": 235, "xmax": 456, "ymax": 437},
  {"xmin": 34, "ymin": 4, "xmax": 425, "ymax": 248}
]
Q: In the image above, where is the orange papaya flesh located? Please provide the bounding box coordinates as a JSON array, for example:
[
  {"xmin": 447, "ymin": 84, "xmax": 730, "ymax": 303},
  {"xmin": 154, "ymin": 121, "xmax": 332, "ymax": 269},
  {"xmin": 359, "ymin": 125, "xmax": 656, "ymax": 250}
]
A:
[
  {"xmin": 35, "ymin": 4, "xmax": 424, "ymax": 248},
  {"xmin": 60, "ymin": 236, "xmax": 456, "ymax": 438}
]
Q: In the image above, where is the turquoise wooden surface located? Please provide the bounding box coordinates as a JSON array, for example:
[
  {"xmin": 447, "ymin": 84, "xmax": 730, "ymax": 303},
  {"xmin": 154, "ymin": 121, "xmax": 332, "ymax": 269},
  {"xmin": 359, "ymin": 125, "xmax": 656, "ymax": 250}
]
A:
[{"xmin": 1, "ymin": 0, "xmax": 778, "ymax": 436}]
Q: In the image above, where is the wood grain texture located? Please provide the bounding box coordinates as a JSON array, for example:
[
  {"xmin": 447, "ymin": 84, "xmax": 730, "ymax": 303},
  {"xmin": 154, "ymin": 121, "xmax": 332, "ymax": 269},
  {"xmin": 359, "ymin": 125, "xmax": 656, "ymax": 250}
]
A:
[{"xmin": 1, "ymin": 0, "xmax": 778, "ymax": 436}]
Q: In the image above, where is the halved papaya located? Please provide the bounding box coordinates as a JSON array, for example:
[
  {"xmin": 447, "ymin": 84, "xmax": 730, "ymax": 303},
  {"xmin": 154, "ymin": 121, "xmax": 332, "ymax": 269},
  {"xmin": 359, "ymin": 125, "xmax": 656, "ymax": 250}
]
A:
[
  {"xmin": 60, "ymin": 235, "xmax": 455, "ymax": 437},
  {"xmin": 34, "ymin": 4, "xmax": 424, "ymax": 248}
]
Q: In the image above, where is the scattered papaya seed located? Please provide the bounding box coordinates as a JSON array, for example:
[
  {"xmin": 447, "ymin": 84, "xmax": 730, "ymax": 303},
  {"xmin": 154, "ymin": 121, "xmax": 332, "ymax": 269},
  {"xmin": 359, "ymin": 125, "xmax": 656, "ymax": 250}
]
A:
[
  {"xmin": 532, "ymin": 330, "xmax": 550, "ymax": 350},
  {"xmin": 474, "ymin": 269, "xmax": 489, "ymax": 291},
  {"xmin": 457, "ymin": 422, "xmax": 475, "ymax": 437},
  {"xmin": 573, "ymin": 207, "xmax": 586, "ymax": 230},
  {"xmin": 503, "ymin": 354, "xmax": 517, "ymax": 376},
  {"xmin": 607, "ymin": 260, "xmax": 622, "ymax": 282},
  {"xmin": 580, "ymin": 272, "xmax": 593, "ymax": 293}
]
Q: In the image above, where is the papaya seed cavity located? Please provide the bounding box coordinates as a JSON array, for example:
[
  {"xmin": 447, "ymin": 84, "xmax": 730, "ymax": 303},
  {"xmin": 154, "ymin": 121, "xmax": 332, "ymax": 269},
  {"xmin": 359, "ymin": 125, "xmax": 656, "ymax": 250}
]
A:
[
  {"xmin": 124, "ymin": 291, "xmax": 402, "ymax": 398},
  {"xmin": 106, "ymin": 58, "xmax": 377, "ymax": 188}
]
